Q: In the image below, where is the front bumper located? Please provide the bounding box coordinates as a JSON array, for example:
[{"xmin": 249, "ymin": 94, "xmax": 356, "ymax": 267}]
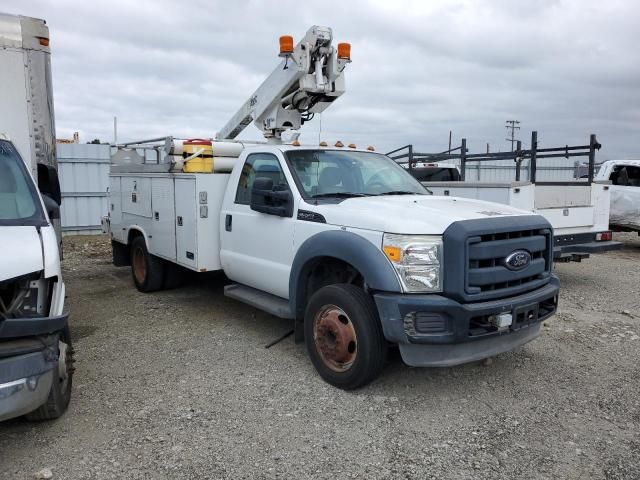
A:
[
  {"xmin": 0, "ymin": 335, "xmax": 59, "ymax": 421},
  {"xmin": 373, "ymin": 276, "xmax": 559, "ymax": 367},
  {"xmin": 0, "ymin": 313, "xmax": 68, "ymax": 339}
]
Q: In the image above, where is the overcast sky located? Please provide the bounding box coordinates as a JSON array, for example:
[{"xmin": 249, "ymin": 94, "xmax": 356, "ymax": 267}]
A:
[{"xmin": 3, "ymin": 0, "xmax": 639, "ymax": 158}]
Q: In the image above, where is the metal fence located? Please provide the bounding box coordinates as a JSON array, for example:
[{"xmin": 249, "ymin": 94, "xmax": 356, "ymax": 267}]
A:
[{"xmin": 57, "ymin": 143, "xmax": 110, "ymax": 235}]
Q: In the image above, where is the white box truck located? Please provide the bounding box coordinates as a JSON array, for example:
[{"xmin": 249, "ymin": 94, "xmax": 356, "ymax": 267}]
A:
[
  {"xmin": 105, "ymin": 27, "xmax": 559, "ymax": 389},
  {"xmin": 0, "ymin": 13, "xmax": 73, "ymax": 421}
]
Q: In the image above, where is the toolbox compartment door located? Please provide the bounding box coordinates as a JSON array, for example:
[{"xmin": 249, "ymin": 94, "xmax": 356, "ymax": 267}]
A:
[
  {"xmin": 174, "ymin": 178, "xmax": 197, "ymax": 268},
  {"xmin": 150, "ymin": 177, "xmax": 176, "ymax": 261},
  {"xmin": 121, "ymin": 177, "xmax": 152, "ymax": 218}
]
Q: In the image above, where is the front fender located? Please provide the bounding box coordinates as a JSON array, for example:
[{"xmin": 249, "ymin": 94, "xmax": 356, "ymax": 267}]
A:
[{"xmin": 289, "ymin": 230, "xmax": 401, "ymax": 319}]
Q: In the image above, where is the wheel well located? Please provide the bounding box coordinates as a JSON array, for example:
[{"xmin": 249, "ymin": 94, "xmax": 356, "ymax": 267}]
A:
[
  {"xmin": 112, "ymin": 229, "xmax": 144, "ymax": 267},
  {"xmin": 128, "ymin": 229, "xmax": 144, "ymax": 245},
  {"xmin": 298, "ymin": 257, "xmax": 365, "ymax": 318}
]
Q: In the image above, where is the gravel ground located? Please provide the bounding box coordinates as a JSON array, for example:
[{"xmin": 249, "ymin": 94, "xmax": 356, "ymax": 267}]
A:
[{"xmin": 1, "ymin": 233, "xmax": 639, "ymax": 479}]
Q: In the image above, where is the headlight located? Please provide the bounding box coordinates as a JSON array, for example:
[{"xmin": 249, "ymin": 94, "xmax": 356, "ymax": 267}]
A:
[{"xmin": 382, "ymin": 234, "xmax": 443, "ymax": 292}]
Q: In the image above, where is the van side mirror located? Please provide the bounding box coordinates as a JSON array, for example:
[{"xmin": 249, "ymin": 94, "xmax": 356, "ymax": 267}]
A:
[
  {"xmin": 250, "ymin": 177, "xmax": 293, "ymax": 217},
  {"xmin": 37, "ymin": 163, "xmax": 62, "ymax": 205}
]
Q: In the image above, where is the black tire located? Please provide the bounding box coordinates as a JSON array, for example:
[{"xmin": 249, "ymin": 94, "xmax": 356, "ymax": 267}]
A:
[
  {"xmin": 26, "ymin": 326, "xmax": 74, "ymax": 421},
  {"xmin": 163, "ymin": 261, "xmax": 187, "ymax": 290},
  {"xmin": 130, "ymin": 236, "xmax": 165, "ymax": 292},
  {"xmin": 304, "ymin": 284, "xmax": 387, "ymax": 390}
]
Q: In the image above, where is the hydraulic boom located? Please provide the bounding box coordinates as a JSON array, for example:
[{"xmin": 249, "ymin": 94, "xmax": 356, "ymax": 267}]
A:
[{"xmin": 216, "ymin": 25, "xmax": 351, "ymax": 142}]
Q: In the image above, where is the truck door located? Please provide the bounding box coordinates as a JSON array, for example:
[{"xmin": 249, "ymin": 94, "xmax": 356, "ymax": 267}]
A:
[{"xmin": 220, "ymin": 152, "xmax": 296, "ymax": 299}]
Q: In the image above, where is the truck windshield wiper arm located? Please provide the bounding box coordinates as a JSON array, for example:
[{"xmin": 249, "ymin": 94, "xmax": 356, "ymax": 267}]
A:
[
  {"xmin": 374, "ymin": 190, "xmax": 424, "ymax": 196},
  {"xmin": 311, "ymin": 192, "xmax": 370, "ymax": 199}
]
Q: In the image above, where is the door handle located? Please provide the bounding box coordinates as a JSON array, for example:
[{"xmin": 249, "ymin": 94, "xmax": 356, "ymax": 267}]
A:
[{"xmin": 225, "ymin": 214, "xmax": 232, "ymax": 232}]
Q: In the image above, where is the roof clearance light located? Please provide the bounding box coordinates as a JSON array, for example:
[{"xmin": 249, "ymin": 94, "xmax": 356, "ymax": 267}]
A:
[
  {"xmin": 367, "ymin": 146, "xmax": 375, "ymax": 151},
  {"xmin": 337, "ymin": 42, "xmax": 351, "ymax": 61},
  {"xmin": 38, "ymin": 37, "xmax": 49, "ymax": 46},
  {"xmin": 279, "ymin": 35, "xmax": 294, "ymax": 57},
  {"xmin": 319, "ymin": 141, "xmax": 328, "ymax": 147},
  {"xmin": 291, "ymin": 140, "xmax": 301, "ymax": 147},
  {"xmin": 348, "ymin": 143, "xmax": 356, "ymax": 149},
  {"xmin": 335, "ymin": 141, "xmax": 344, "ymax": 148}
]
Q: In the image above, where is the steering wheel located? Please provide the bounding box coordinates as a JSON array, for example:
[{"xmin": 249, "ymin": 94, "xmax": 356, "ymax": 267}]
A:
[{"xmin": 365, "ymin": 173, "xmax": 388, "ymax": 192}]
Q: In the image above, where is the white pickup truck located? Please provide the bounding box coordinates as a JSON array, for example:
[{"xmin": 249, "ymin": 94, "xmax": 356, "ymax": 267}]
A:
[
  {"xmin": 595, "ymin": 160, "xmax": 640, "ymax": 234},
  {"xmin": 391, "ymin": 134, "xmax": 622, "ymax": 262},
  {"xmin": 105, "ymin": 26, "xmax": 559, "ymax": 389},
  {"xmin": 106, "ymin": 141, "xmax": 559, "ymax": 389}
]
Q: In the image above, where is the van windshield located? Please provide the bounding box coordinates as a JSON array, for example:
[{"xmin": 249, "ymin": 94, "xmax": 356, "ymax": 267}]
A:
[
  {"xmin": 285, "ymin": 150, "xmax": 427, "ymax": 199},
  {"xmin": 0, "ymin": 140, "xmax": 46, "ymax": 226}
]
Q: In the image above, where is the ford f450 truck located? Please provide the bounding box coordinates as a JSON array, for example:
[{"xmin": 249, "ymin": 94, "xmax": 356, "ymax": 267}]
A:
[{"xmin": 105, "ymin": 26, "xmax": 559, "ymax": 389}]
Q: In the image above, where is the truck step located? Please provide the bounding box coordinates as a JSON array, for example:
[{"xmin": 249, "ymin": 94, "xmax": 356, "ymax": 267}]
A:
[{"xmin": 224, "ymin": 284, "xmax": 294, "ymax": 319}]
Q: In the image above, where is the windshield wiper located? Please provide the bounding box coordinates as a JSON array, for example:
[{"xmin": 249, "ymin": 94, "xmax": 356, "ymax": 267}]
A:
[
  {"xmin": 311, "ymin": 192, "xmax": 370, "ymax": 199},
  {"xmin": 374, "ymin": 190, "xmax": 424, "ymax": 196}
]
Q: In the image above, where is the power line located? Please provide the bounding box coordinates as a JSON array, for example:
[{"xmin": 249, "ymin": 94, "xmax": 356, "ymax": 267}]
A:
[{"xmin": 505, "ymin": 120, "xmax": 520, "ymax": 151}]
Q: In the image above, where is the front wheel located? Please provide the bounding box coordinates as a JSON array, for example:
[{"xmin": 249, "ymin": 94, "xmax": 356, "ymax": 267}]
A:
[
  {"xmin": 304, "ymin": 284, "xmax": 387, "ymax": 390},
  {"xmin": 26, "ymin": 326, "xmax": 74, "ymax": 420}
]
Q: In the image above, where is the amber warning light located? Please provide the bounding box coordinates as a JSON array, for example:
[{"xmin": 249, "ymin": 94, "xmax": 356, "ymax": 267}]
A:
[
  {"xmin": 337, "ymin": 42, "xmax": 351, "ymax": 61},
  {"xmin": 279, "ymin": 35, "xmax": 294, "ymax": 57}
]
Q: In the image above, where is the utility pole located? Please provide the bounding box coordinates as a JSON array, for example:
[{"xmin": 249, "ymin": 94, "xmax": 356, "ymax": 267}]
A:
[{"xmin": 505, "ymin": 120, "xmax": 520, "ymax": 151}]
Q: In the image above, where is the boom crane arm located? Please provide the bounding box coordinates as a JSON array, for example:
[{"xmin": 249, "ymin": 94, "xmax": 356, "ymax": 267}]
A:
[{"xmin": 216, "ymin": 25, "xmax": 351, "ymax": 142}]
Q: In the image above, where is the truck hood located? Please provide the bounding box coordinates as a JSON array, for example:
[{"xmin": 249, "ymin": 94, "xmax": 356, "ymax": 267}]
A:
[
  {"xmin": 309, "ymin": 195, "xmax": 533, "ymax": 234},
  {"xmin": 0, "ymin": 226, "xmax": 43, "ymax": 281}
]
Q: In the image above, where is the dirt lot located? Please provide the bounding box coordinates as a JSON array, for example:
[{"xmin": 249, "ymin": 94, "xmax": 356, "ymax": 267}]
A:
[{"xmin": 1, "ymin": 233, "xmax": 639, "ymax": 479}]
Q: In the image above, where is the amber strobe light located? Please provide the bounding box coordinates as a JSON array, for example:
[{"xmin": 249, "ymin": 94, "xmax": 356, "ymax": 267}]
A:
[
  {"xmin": 279, "ymin": 35, "xmax": 294, "ymax": 56},
  {"xmin": 337, "ymin": 42, "xmax": 351, "ymax": 60}
]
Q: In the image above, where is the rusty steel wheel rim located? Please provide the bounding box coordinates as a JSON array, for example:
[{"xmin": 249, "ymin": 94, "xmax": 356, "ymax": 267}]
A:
[
  {"xmin": 313, "ymin": 304, "xmax": 358, "ymax": 372},
  {"xmin": 132, "ymin": 246, "xmax": 146, "ymax": 284}
]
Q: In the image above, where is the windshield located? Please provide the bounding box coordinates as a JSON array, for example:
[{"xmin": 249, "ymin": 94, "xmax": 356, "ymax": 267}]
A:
[
  {"xmin": 0, "ymin": 140, "xmax": 46, "ymax": 226},
  {"xmin": 285, "ymin": 150, "xmax": 427, "ymax": 198}
]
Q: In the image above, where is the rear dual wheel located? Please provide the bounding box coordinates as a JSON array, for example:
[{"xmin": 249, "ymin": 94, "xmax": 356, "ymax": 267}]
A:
[{"xmin": 304, "ymin": 284, "xmax": 387, "ymax": 390}]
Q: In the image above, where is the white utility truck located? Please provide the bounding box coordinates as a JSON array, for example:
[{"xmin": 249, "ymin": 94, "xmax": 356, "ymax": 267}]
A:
[
  {"xmin": 595, "ymin": 160, "xmax": 640, "ymax": 234},
  {"xmin": 0, "ymin": 13, "xmax": 73, "ymax": 421},
  {"xmin": 106, "ymin": 26, "xmax": 559, "ymax": 389},
  {"xmin": 390, "ymin": 135, "xmax": 622, "ymax": 262}
]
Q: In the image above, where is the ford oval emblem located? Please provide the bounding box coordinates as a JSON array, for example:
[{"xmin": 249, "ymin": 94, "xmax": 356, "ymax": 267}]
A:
[{"xmin": 504, "ymin": 250, "xmax": 531, "ymax": 271}]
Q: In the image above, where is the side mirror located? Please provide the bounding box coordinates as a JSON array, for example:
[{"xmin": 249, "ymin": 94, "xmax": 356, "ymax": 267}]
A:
[
  {"xmin": 250, "ymin": 177, "xmax": 293, "ymax": 217},
  {"xmin": 37, "ymin": 164, "xmax": 62, "ymax": 206}
]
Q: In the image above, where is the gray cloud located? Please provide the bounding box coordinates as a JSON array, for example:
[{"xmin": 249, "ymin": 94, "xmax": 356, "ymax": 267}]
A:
[{"xmin": 3, "ymin": 0, "xmax": 639, "ymax": 159}]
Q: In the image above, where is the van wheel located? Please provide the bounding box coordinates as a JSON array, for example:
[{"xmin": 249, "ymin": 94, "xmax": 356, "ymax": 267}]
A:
[
  {"xmin": 130, "ymin": 236, "xmax": 165, "ymax": 292},
  {"xmin": 26, "ymin": 327, "xmax": 74, "ymax": 420},
  {"xmin": 304, "ymin": 284, "xmax": 387, "ymax": 390}
]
